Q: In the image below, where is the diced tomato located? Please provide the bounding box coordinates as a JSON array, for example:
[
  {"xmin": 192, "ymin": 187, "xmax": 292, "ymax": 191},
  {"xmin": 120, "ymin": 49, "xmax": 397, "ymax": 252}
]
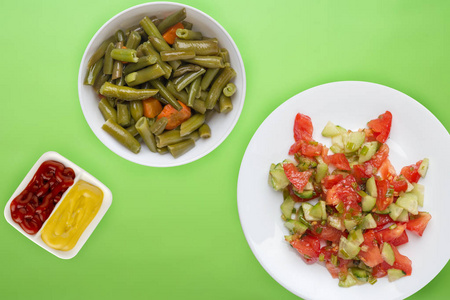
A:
[
  {"xmin": 283, "ymin": 163, "xmax": 313, "ymax": 192},
  {"xmin": 406, "ymin": 212, "xmax": 432, "ymax": 236},
  {"xmin": 375, "ymin": 178, "xmax": 394, "ymax": 211},
  {"xmin": 324, "ymin": 153, "xmax": 351, "ymax": 171},
  {"xmin": 400, "ymin": 160, "xmax": 423, "ymax": 184},
  {"xmin": 374, "ymin": 224, "xmax": 406, "ymax": 244},
  {"xmin": 358, "ymin": 231, "xmax": 384, "ymax": 267},
  {"xmin": 372, "ymin": 263, "xmax": 389, "ymax": 278},
  {"xmin": 391, "ymin": 244, "xmax": 412, "ymax": 276},
  {"xmin": 367, "ymin": 144, "xmax": 389, "ymax": 169},
  {"xmin": 310, "ymin": 224, "xmax": 343, "ymax": 243},
  {"xmin": 379, "ymin": 158, "xmax": 396, "ymax": 181},
  {"xmin": 326, "ymin": 261, "xmax": 349, "ymax": 279},
  {"xmin": 289, "ymin": 235, "xmax": 321, "ymax": 264},
  {"xmin": 364, "ymin": 128, "xmax": 377, "ymax": 142},
  {"xmin": 293, "ymin": 113, "xmax": 313, "ymax": 142},
  {"xmin": 391, "ymin": 176, "xmax": 408, "ymax": 194},
  {"xmin": 391, "ymin": 230, "xmax": 409, "ymax": 246},
  {"xmin": 326, "ymin": 175, "xmax": 361, "ymax": 206},
  {"xmin": 373, "ymin": 214, "xmax": 394, "ymax": 229},
  {"xmin": 322, "ymin": 174, "xmax": 344, "ymax": 189},
  {"xmin": 352, "ymin": 164, "xmax": 373, "ymax": 184},
  {"xmin": 367, "ymin": 111, "xmax": 392, "ymax": 143},
  {"xmin": 289, "ymin": 140, "xmax": 323, "ymax": 157}
]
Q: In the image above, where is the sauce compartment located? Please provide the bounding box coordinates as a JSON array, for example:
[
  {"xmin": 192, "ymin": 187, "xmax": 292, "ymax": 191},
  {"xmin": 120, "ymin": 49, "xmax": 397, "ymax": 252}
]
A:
[{"xmin": 4, "ymin": 151, "xmax": 112, "ymax": 259}]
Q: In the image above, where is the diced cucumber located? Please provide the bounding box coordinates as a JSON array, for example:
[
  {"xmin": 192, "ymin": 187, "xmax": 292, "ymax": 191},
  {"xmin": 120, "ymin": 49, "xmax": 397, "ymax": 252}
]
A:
[
  {"xmin": 330, "ymin": 144, "xmax": 344, "ymax": 154},
  {"xmin": 338, "ymin": 236, "xmax": 360, "ymax": 260},
  {"xmin": 348, "ymin": 229, "xmax": 364, "ymax": 246},
  {"xmin": 345, "ymin": 131, "xmax": 366, "ymax": 153},
  {"xmin": 387, "ymin": 268, "xmax": 406, "ymax": 282},
  {"xmin": 366, "ymin": 176, "xmax": 377, "ymax": 198},
  {"xmin": 349, "ymin": 267, "xmax": 369, "ymax": 283},
  {"xmin": 375, "ymin": 208, "xmax": 390, "ymax": 215},
  {"xmin": 294, "ymin": 189, "xmax": 315, "ymax": 199},
  {"xmin": 302, "ymin": 202, "xmax": 321, "ymax": 221},
  {"xmin": 269, "ymin": 163, "xmax": 289, "ymax": 191},
  {"xmin": 396, "ymin": 209, "xmax": 409, "ymax": 223},
  {"xmin": 328, "ymin": 215, "xmax": 344, "ymax": 231},
  {"xmin": 362, "ymin": 194, "xmax": 376, "ymax": 212},
  {"xmin": 336, "ymin": 125, "xmax": 347, "ymax": 134},
  {"xmin": 388, "ymin": 203, "xmax": 404, "ymax": 221},
  {"xmin": 411, "ymin": 183, "xmax": 425, "ymax": 207},
  {"xmin": 284, "ymin": 220, "xmax": 308, "ymax": 235},
  {"xmin": 310, "ymin": 201, "xmax": 326, "ymax": 220},
  {"xmin": 358, "ymin": 141, "xmax": 379, "ymax": 164},
  {"xmin": 296, "ymin": 155, "xmax": 317, "ymax": 171},
  {"xmin": 418, "ymin": 158, "xmax": 429, "ymax": 177},
  {"xmin": 331, "ymin": 134, "xmax": 345, "ymax": 152},
  {"xmin": 321, "ymin": 121, "xmax": 341, "ymax": 137},
  {"xmin": 361, "ymin": 213, "xmax": 377, "ymax": 229},
  {"xmin": 344, "ymin": 219, "xmax": 359, "ymax": 232},
  {"xmin": 338, "ymin": 273, "xmax": 358, "ymax": 288},
  {"xmin": 315, "ymin": 163, "xmax": 328, "ymax": 183},
  {"xmin": 405, "ymin": 179, "xmax": 414, "ymax": 192},
  {"xmin": 381, "ymin": 242, "xmax": 395, "ymax": 266},
  {"xmin": 280, "ymin": 196, "xmax": 295, "ymax": 219},
  {"xmin": 396, "ymin": 193, "xmax": 418, "ymax": 215}
]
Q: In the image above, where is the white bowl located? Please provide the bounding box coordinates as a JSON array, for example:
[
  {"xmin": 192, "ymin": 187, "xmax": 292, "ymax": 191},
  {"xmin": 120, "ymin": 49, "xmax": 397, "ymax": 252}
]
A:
[
  {"xmin": 78, "ymin": 2, "xmax": 246, "ymax": 167},
  {"xmin": 4, "ymin": 151, "xmax": 112, "ymax": 259}
]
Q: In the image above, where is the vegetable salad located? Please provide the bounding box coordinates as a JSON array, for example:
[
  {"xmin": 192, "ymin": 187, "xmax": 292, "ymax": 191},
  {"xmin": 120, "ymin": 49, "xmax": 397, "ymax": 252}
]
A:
[{"xmin": 268, "ymin": 111, "xmax": 431, "ymax": 287}]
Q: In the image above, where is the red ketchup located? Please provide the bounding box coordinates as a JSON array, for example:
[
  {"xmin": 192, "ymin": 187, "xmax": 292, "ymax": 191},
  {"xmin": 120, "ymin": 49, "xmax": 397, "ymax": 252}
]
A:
[{"xmin": 10, "ymin": 160, "xmax": 75, "ymax": 235}]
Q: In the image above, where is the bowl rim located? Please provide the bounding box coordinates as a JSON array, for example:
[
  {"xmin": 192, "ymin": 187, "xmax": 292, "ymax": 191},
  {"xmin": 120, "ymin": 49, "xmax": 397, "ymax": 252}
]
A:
[{"xmin": 77, "ymin": 1, "xmax": 246, "ymax": 167}]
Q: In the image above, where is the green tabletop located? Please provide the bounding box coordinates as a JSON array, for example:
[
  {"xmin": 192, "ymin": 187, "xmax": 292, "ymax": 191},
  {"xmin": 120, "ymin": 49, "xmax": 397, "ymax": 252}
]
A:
[{"xmin": 1, "ymin": 0, "xmax": 449, "ymax": 299}]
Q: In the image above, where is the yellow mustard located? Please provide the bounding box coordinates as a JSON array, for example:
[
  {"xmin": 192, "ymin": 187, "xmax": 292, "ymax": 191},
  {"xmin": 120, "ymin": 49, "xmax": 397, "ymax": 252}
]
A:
[{"xmin": 41, "ymin": 180, "xmax": 103, "ymax": 251}]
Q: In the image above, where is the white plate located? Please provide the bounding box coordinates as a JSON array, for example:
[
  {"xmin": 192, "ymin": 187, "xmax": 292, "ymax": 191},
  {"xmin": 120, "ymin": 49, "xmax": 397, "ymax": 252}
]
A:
[
  {"xmin": 237, "ymin": 81, "xmax": 450, "ymax": 299},
  {"xmin": 4, "ymin": 151, "xmax": 112, "ymax": 259},
  {"xmin": 78, "ymin": 2, "xmax": 246, "ymax": 167}
]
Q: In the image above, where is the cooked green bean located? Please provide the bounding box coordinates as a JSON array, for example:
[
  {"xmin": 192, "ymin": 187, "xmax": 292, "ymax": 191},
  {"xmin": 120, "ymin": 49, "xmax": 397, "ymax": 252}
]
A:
[
  {"xmin": 150, "ymin": 117, "xmax": 168, "ymax": 135},
  {"xmin": 102, "ymin": 118, "xmax": 141, "ymax": 154},
  {"xmin": 172, "ymin": 64, "xmax": 202, "ymax": 77},
  {"xmin": 111, "ymin": 41, "xmax": 124, "ymax": 80},
  {"xmin": 183, "ymin": 56, "xmax": 224, "ymax": 69},
  {"xmin": 84, "ymin": 58, "xmax": 104, "ymax": 85},
  {"xmin": 188, "ymin": 77, "xmax": 201, "ymax": 107},
  {"xmin": 111, "ymin": 48, "xmax": 139, "ymax": 63},
  {"xmin": 219, "ymin": 94, "xmax": 233, "ymax": 113},
  {"xmin": 125, "ymin": 64, "xmax": 165, "ymax": 87},
  {"xmin": 219, "ymin": 48, "xmax": 229, "ymax": 63},
  {"xmin": 125, "ymin": 25, "xmax": 146, "ymax": 38},
  {"xmin": 148, "ymin": 36, "xmax": 182, "ymax": 70},
  {"xmin": 135, "ymin": 117, "xmax": 157, "ymax": 152},
  {"xmin": 200, "ymin": 68, "xmax": 220, "ymax": 90},
  {"xmin": 157, "ymin": 147, "xmax": 169, "ymax": 154},
  {"xmin": 198, "ymin": 123, "xmax": 211, "ymax": 138},
  {"xmin": 93, "ymin": 73, "xmax": 110, "ymax": 93},
  {"xmin": 176, "ymin": 29, "xmax": 202, "ymax": 40},
  {"xmin": 123, "ymin": 55, "xmax": 158, "ymax": 75},
  {"xmin": 205, "ymin": 67, "xmax": 236, "ymax": 109},
  {"xmin": 149, "ymin": 15, "xmax": 161, "ymax": 26},
  {"xmin": 160, "ymin": 50, "xmax": 195, "ymax": 61},
  {"xmin": 141, "ymin": 42, "xmax": 172, "ymax": 79},
  {"xmin": 114, "ymin": 75, "xmax": 126, "ymax": 86},
  {"xmin": 193, "ymin": 99, "xmax": 206, "ymax": 114},
  {"xmin": 126, "ymin": 124, "xmax": 139, "ymax": 137},
  {"xmin": 125, "ymin": 31, "xmax": 141, "ymax": 50},
  {"xmin": 106, "ymin": 97, "xmax": 116, "ymax": 108},
  {"xmin": 199, "ymin": 90, "xmax": 208, "ymax": 101},
  {"xmin": 100, "ymin": 82, "xmax": 158, "ymax": 100},
  {"xmin": 168, "ymin": 139, "xmax": 195, "ymax": 158},
  {"xmin": 130, "ymin": 100, "xmax": 144, "ymax": 122},
  {"xmin": 117, "ymin": 102, "xmax": 131, "ymax": 127},
  {"xmin": 180, "ymin": 114, "xmax": 205, "ymax": 137},
  {"xmin": 149, "ymin": 79, "xmax": 182, "ymax": 110},
  {"xmin": 140, "ymin": 16, "xmax": 165, "ymax": 41},
  {"xmin": 99, "ymin": 98, "xmax": 117, "ymax": 122},
  {"xmin": 181, "ymin": 21, "xmax": 193, "ymax": 30},
  {"xmin": 115, "ymin": 30, "xmax": 125, "ymax": 42},
  {"xmin": 87, "ymin": 35, "xmax": 115, "ymax": 69},
  {"xmin": 157, "ymin": 8, "xmax": 186, "ymax": 34},
  {"xmin": 173, "ymin": 68, "xmax": 206, "ymax": 92},
  {"xmin": 173, "ymin": 39, "xmax": 220, "ymax": 56},
  {"xmin": 223, "ymin": 82, "xmax": 236, "ymax": 97},
  {"xmin": 103, "ymin": 43, "xmax": 115, "ymax": 75},
  {"xmin": 166, "ymin": 80, "xmax": 188, "ymax": 103},
  {"xmin": 156, "ymin": 129, "xmax": 199, "ymax": 148}
]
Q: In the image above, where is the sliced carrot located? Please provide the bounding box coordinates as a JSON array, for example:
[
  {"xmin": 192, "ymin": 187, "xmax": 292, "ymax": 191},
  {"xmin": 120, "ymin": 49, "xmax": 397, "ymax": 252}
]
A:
[
  {"xmin": 157, "ymin": 101, "xmax": 191, "ymax": 130},
  {"xmin": 143, "ymin": 97, "xmax": 163, "ymax": 118},
  {"xmin": 162, "ymin": 22, "xmax": 184, "ymax": 45}
]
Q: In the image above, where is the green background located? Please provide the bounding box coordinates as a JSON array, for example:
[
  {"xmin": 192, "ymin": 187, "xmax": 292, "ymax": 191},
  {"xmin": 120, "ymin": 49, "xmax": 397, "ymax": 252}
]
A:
[{"xmin": 0, "ymin": 0, "xmax": 449, "ymax": 299}]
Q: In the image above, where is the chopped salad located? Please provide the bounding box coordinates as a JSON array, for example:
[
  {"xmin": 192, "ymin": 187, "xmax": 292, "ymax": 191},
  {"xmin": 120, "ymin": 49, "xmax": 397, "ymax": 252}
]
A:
[{"xmin": 268, "ymin": 111, "xmax": 431, "ymax": 287}]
